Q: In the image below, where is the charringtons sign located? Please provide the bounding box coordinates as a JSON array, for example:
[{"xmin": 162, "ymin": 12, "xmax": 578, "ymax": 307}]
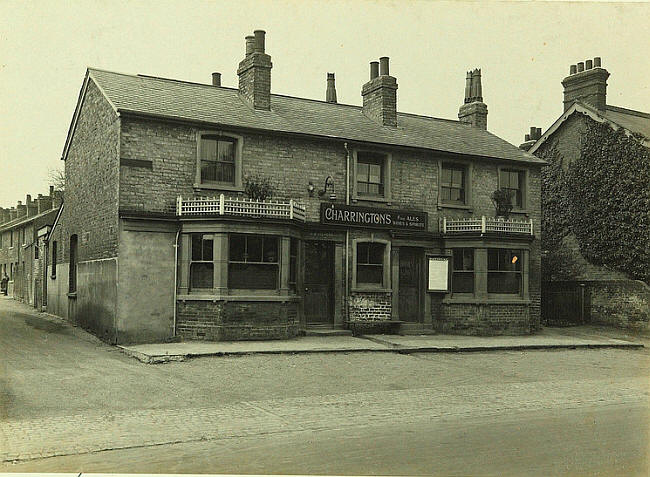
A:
[{"xmin": 320, "ymin": 203, "xmax": 427, "ymax": 231}]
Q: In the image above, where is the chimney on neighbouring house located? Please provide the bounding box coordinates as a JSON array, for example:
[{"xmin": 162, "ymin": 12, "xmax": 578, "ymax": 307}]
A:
[
  {"xmin": 519, "ymin": 127, "xmax": 542, "ymax": 151},
  {"xmin": 326, "ymin": 73, "xmax": 337, "ymax": 103},
  {"xmin": 212, "ymin": 72, "xmax": 222, "ymax": 87},
  {"xmin": 458, "ymin": 68, "xmax": 488, "ymax": 130},
  {"xmin": 237, "ymin": 30, "xmax": 272, "ymax": 110},
  {"xmin": 362, "ymin": 56, "xmax": 398, "ymax": 127},
  {"xmin": 562, "ymin": 57, "xmax": 609, "ymax": 112}
]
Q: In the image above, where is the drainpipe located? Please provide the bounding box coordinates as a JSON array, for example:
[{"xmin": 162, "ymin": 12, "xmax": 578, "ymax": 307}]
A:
[
  {"xmin": 173, "ymin": 227, "xmax": 181, "ymax": 337},
  {"xmin": 344, "ymin": 142, "xmax": 350, "ymax": 324}
]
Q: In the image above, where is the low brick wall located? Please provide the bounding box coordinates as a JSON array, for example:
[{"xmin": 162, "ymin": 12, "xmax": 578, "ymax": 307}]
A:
[
  {"xmin": 587, "ymin": 280, "xmax": 649, "ymax": 331},
  {"xmin": 435, "ymin": 302, "xmax": 533, "ymax": 336},
  {"xmin": 348, "ymin": 292, "xmax": 391, "ymax": 321},
  {"xmin": 176, "ymin": 300, "xmax": 299, "ymax": 341}
]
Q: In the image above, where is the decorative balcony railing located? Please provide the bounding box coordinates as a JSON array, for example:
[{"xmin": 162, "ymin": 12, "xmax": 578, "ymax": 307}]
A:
[
  {"xmin": 176, "ymin": 195, "xmax": 306, "ymax": 222},
  {"xmin": 441, "ymin": 216, "xmax": 533, "ymax": 235}
]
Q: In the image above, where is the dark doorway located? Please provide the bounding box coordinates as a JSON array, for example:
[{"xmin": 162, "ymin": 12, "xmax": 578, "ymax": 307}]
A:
[
  {"xmin": 399, "ymin": 247, "xmax": 422, "ymax": 323},
  {"xmin": 304, "ymin": 241, "xmax": 335, "ymax": 325}
]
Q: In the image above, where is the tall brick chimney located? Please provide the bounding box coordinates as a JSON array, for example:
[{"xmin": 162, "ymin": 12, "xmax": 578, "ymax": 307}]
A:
[
  {"xmin": 362, "ymin": 57, "xmax": 398, "ymax": 127},
  {"xmin": 458, "ymin": 68, "xmax": 488, "ymax": 130},
  {"xmin": 237, "ymin": 30, "xmax": 272, "ymax": 110},
  {"xmin": 562, "ymin": 57, "xmax": 609, "ymax": 112},
  {"xmin": 326, "ymin": 73, "xmax": 337, "ymax": 103}
]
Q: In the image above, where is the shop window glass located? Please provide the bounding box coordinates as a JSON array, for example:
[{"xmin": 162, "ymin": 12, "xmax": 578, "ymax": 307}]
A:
[
  {"xmin": 289, "ymin": 238, "xmax": 298, "ymax": 292},
  {"xmin": 229, "ymin": 234, "xmax": 279, "ymax": 289},
  {"xmin": 357, "ymin": 242, "xmax": 385, "ymax": 285},
  {"xmin": 500, "ymin": 169, "xmax": 524, "ymax": 208},
  {"xmin": 441, "ymin": 165, "xmax": 466, "ymax": 204},
  {"xmin": 487, "ymin": 249, "xmax": 522, "ymax": 294},
  {"xmin": 190, "ymin": 234, "xmax": 214, "ymax": 289},
  {"xmin": 452, "ymin": 248, "xmax": 474, "ymax": 293}
]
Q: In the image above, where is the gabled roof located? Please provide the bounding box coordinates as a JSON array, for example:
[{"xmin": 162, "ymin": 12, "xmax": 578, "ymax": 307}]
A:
[
  {"xmin": 529, "ymin": 101, "xmax": 650, "ymax": 154},
  {"xmin": 0, "ymin": 207, "xmax": 59, "ymax": 233},
  {"xmin": 79, "ymin": 68, "xmax": 544, "ymax": 165}
]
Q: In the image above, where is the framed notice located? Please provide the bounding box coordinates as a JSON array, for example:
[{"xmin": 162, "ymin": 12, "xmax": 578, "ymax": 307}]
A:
[{"xmin": 427, "ymin": 256, "xmax": 449, "ymax": 292}]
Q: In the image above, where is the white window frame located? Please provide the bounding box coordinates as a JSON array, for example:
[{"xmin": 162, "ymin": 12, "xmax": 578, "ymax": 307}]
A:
[
  {"xmin": 438, "ymin": 160, "xmax": 473, "ymax": 210},
  {"xmin": 195, "ymin": 131, "xmax": 244, "ymax": 192},
  {"xmin": 497, "ymin": 166, "xmax": 529, "ymax": 213},
  {"xmin": 351, "ymin": 238, "xmax": 391, "ymax": 291}
]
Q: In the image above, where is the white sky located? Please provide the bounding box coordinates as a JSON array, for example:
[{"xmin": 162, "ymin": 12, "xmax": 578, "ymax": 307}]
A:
[{"xmin": 1, "ymin": 0, "xmax": 649, "ymax": 208}]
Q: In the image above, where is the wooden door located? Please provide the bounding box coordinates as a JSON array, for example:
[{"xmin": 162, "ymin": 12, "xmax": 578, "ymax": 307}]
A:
[
  {"xmin": 399, "ymin": 247, "xmax": 422, "ymax": 323},
  {"xmin": 304, "ymin": 241, "xmax": 334, "ymax": 325}
]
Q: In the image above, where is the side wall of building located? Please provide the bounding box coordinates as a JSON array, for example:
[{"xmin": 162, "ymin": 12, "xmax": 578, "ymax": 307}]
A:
[{"xmin": 47, "ymin": 79, "xmax": 121, "ymax": 342}]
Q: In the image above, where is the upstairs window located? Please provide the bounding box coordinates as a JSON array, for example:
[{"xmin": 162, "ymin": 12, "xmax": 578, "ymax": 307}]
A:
[
  {"xmin": 452, "ymin": 248, "xmax": 474, "ymax": 294},
  {"xmin": 499, "ymin": 169, "xmax": 525, "ymax": 208},
  {"xmin": 356, "ymin": 242, "xmax": 385, "ymax": 286},
  {"xmin": 228, "ymin": 234, "xmax": 279, "ymax": 289},
  {"xmin": 488, "ymin": 249, "xmax": 522, "ymax": 294},
  {"xmin": 200, "ymin": 136, "xmax": 236, "ymax": 184},
  {"xmin": 357, "ymin": 152, "xmax": 385, "ymax": 197},
  {"xmin": 441, "ymin": 164, "xmax": 466, "ymax": 205},
  {"xmin": 190, "ymin": 234, "xmax": 214, "ymax": 290}
]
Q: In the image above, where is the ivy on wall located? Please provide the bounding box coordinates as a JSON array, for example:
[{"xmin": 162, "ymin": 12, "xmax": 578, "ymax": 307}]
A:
[{"xmin": 539, "ymin": 120, "xmax": 650, "ymax": 282}]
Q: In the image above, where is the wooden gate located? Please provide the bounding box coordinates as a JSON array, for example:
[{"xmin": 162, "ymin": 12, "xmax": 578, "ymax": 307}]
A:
[{"xmin": 542, "ymin": 282, "xmax": 587, "ymax": 326}]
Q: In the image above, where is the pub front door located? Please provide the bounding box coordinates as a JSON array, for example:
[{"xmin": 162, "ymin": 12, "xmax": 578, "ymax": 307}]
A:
[
  {"xmin": 399, "ymin": 247, "xmax": 422, "ymax": 323},
  {"xmin": 304, "ymin": 241, "xmax": 335, "ymax": 326}
]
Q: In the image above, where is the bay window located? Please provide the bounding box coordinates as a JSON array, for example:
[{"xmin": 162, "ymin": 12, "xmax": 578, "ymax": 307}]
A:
[
  {"xmin": 228, "ymin": 234, "xmax": 279, "ymax": 289},
  {"xmin": 488, "ymin": 249, "xmax": 522, "ymax": 294}
]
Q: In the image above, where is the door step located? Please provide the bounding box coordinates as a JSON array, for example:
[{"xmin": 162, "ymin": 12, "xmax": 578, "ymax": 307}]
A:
[
  {"xmin": 305, "ymin": 327, "xmax": 352, "ymax": 337},
  {"xmin": 398, "ymin": 323, "xmax": 437, "ymax": 335}
]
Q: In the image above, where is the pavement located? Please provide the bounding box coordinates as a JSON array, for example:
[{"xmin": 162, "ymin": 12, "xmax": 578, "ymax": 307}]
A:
[{"xmin": 119, "ymin": 325, "xmax": 644, "ymax": 363}]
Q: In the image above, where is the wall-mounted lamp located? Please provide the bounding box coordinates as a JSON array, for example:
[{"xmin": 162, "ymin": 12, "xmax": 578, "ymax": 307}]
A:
[
  {"xmin": 318, "ymin": 176, "xmax": 337, "ymax": 201},
  {"xmin": 307, "ymin": 181, "xmax": 315, "ymax": 197}
]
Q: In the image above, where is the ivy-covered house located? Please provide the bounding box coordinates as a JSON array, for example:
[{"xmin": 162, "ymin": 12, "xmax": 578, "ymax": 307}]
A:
[{"xmin": 522, "ymin": 58, "xmax": 649, "ymax": 330}]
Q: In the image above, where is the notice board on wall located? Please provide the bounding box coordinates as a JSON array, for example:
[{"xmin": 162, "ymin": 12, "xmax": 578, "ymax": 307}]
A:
[{"xmin": 427, "ymin": 256, "xmax": 449, "ymax": 292}]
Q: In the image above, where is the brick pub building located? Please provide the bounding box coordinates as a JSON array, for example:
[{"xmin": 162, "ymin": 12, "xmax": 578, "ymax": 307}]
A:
[{"xmin": 47, "ymin": 30, "xmax": 545, "ymax": 344}]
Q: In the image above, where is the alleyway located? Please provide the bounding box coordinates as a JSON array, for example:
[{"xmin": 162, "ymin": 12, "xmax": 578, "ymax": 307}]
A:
[{"xmin": 1, "ymin": 297, "xmax": 649, "ymax": 475}]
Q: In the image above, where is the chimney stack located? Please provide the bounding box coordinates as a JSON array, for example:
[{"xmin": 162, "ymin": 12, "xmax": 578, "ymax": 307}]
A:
[
  {"xmin": 361, "ymin": 57, "xmax": 398, "ymax": 127},
  {"xmin": 326, "ymin": 73, "xmax": 337, "ymax": 103},
  {"xmin": 562, "ymin": 57, "xmax": 609, "ymax": 112},
  {"xmin": 458, "ymin": 68, "xmax": 488, "ymax": 130},
  {"xmin": 212, "ymin": 72, "xmax": 221, "ymax": 87},
  {"xmin": 519, "ymin": 126, "xmax": 542, "ymax": 151},
  {"xmin": 238, "ymin": 29, "xmax": 272, "ymax": 110}
]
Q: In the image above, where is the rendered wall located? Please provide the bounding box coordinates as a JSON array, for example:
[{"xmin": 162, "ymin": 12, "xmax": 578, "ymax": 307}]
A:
[{"xmin": 116, "ymin": 228, "xmax": 176, "ymax": 344}]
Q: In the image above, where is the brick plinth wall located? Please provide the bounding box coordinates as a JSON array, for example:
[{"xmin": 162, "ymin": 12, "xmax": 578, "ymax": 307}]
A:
[
  {"xmin": 587, "ymin": 280, "xmax": 649, "ymax": 331},
  {"xmin": 435, "ymin": 302, "xmax": 533, "ymax": 336},
  {"xmin": 349, "ymin": 292, "xmax": 392, "ymax": 321},
  {"xmin": 176, "ymin": 300, "xmax": 299, "ymax": 341}
]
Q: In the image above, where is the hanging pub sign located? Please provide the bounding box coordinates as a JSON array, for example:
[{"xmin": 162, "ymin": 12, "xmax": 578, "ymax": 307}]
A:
[{"xmin": 320, "ymin": 203, "xmax": 427, "ymax": 231}]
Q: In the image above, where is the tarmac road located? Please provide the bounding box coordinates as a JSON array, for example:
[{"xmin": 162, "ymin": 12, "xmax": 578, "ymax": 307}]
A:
[{"xmin": 1, "ymin": 297, "xmax": 649, "ymax": 475}]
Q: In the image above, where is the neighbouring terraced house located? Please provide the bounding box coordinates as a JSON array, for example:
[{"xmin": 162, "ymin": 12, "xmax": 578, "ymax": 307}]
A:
[{"xmin": 46, "ymin": 30, "xmax": 545, "ymax": 344}]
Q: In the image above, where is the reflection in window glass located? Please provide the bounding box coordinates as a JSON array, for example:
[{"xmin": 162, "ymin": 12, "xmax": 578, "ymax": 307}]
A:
[
  {"xmin": 487, "ymin": 249, "xmax": 522, "ymax": 294},
  {"xmin": 357, "ymin": 242, "xmax": 384, "ymax": 285}
]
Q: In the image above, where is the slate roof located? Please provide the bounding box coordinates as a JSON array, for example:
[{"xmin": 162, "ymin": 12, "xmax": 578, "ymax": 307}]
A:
[
  {"xmin": 604, "ymin": 105, "xmax": 650, "ymax": 139},
  {"xmin": 86, "ymin": 68, "xmax": 544, "ymax": 165},
  {"xmin": 529, "ymin": 101, "xmax": 650, "ymax": 154}
]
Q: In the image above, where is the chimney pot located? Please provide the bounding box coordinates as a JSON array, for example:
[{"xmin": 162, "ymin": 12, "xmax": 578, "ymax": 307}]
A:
[
  {"xmin": 17, "ymin": 201, "xmax": 22, "ymax": 206},
  {"xmin": 26, "ymin": 194, "xmax": 32, "ymax": 203},
  {"xmin": 537, "ymin": 127, "xmax": 542, "ymax": 137},
  {"xmin": 326, "ymin": 73, "xmax": 337, "ymax": 103},
  {"xmin": 212, "ymin": 72, "xmax": 221, "ymax": 87},
  {"xmin": 570, "ymin": 64, "xmax": 577, "ymax": 75},
  {"xmin": 594, "ymin": 57, "xmax": 601, "ymax": 67},
  {"xmin": 525, "ymin": 134, "xmax": 531, "ymax": 141},
  {"xmin": 253, "ymin": 30, "xmax": 265, "ymax": 53},
  {"xmin": 577, "ymin": 62, "xmax": 584, "ymax": 72},
  {"xmin": 49, "ymin": 185, "xmax": 54, "ymax": 196},
  {"xmin": 586, "ymin": 59, "xmax": 593, "ymax": 70},
  {"xmin": 530, "ymin": 126, "xmax": 536, "ymax": 136},
  {"xmin": 245, "ymin": 35, "xmax": 255, "ymax": 56},
  {"xmin": 370, "ymin": 61, "xmax": 379, "ymax": 80},
  {"xmin": 379, "ymin": 57, "xmax": 389, "ymax": 76}
]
